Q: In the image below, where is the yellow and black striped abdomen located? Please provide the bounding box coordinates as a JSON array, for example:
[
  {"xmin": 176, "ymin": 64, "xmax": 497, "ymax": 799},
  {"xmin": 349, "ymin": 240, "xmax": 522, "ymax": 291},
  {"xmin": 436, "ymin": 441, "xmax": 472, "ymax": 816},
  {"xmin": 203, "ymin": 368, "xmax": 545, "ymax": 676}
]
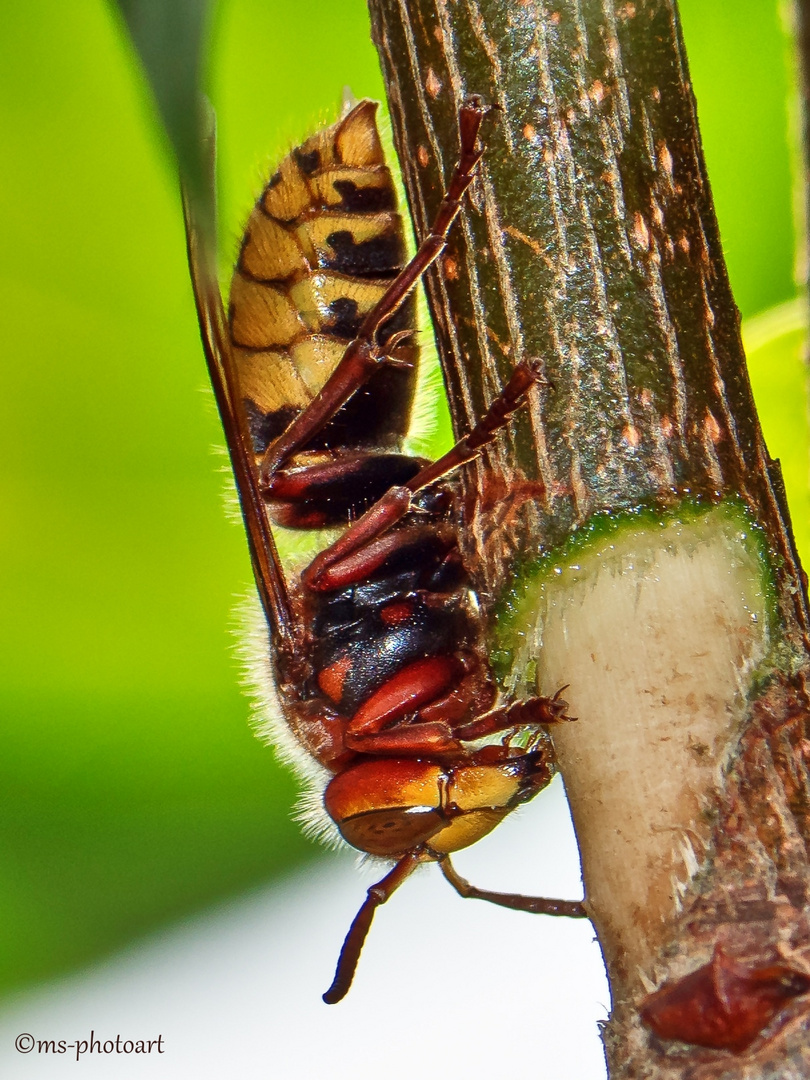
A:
[{"xmin": 228, "ymin": 101, "xmax": 418, "ymax": 461}]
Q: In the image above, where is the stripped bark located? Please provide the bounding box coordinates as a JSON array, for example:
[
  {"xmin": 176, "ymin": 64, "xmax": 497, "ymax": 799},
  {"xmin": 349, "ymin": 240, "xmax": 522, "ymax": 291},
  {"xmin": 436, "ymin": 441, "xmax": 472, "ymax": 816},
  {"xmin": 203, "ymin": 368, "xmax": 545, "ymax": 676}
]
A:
[{"xmin": 367, "ymin": 0, "xmax": 810, "ymax": 1075}]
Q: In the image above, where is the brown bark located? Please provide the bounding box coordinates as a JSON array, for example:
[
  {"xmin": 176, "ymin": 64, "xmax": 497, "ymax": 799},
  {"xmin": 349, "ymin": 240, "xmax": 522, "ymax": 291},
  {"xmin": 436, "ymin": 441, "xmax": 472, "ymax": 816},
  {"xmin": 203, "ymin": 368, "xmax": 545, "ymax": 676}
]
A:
[{"xmin": 367, "ymin": 0, "xmax": 810, "ymax": 1075}]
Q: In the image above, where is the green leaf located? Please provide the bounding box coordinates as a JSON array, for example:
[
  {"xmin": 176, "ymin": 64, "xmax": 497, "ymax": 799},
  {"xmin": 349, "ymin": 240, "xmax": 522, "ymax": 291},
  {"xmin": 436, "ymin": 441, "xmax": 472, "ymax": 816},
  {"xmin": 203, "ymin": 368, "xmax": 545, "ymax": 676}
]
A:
[
  {"xmin": 111, "ymin": 0, "xmax": 213, "ymax": 188},
  {"xmin": 742, "ymin": 300, "xmax": 810, "ymax": 562}
]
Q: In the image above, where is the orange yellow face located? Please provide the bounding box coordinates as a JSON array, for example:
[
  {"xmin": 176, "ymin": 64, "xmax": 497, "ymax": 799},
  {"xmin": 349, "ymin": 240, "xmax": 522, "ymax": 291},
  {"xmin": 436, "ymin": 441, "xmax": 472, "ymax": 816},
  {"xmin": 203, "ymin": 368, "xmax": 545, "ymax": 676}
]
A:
[{"xmin": 323, "ymin": 756, "xmax": 550, "ymax": 859}]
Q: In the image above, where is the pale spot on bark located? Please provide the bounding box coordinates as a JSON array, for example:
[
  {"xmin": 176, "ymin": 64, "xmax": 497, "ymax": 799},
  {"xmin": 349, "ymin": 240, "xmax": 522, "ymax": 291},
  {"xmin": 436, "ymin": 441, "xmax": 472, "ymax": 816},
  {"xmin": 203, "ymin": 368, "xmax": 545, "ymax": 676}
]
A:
[
  {"xmin": 425, "ymin": 67, "xmax": 442, "ymax": 99},
  {"xmin": 633, "ymin": 212, "xmax": 651, "ymax": 251},
  {"xmin": 705, "ymin": 411, "xmax": 722, "ymax": 443},
  {"xmin": 658, "ymin": 141, "xmax": 674, "ymax": 178},
  {"xmin": 589, "ymin": 79, "xmax": 606, "ymax": 105},
  {"xmin": 504, "ymin": 224, "xmax": 545, "ymax": 257},
  {"xmin": 443, "ymin": 253, "xmax": 459, "ymax": 281}
]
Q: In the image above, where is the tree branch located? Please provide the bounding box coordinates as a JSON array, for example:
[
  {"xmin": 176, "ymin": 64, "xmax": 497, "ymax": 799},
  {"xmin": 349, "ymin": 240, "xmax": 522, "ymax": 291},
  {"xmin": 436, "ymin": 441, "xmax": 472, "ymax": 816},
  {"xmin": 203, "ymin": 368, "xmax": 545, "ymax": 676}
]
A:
[{"xmin": 368, "ymin": 0, "xmax": 810, "ymax": 1075}]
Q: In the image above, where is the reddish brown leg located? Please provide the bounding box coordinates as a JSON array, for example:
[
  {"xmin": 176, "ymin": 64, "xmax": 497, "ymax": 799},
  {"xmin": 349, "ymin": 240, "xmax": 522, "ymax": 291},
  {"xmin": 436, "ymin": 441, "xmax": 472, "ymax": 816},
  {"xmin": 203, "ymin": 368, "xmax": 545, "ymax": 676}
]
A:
[
  {"xmin": 345, "ymin": 722, "xmax": 462, "ymax": 756},
  {"xmin": 260, "ymin": 97, "xmax": 494, "ymax": 486},
  {"xmin": 346, "ymin": 694, "xmax": 573, "ymax": 757},
  {"xmin": 303, "ymin": 360, "xmax": 547, "ymax": 590},
  {"xmin": 415, "ymin": 657, "xmax": 495, "ymax": 725},
  {"xmin": 438, "ymin": 855, "xmax": 586, "ymax": 918},
  {"xmin": 454, "ymin": 690, "xmax": 574, "ymax": 741},
  {"xmin": 340, "ymin": 663, "xmax": 569, "ymax": 757},
  {"xmin": 343, "ymin": 656, "xmax": 465, "ymax": 755},
  {"xmin": 323, "ymin": 851, "xmax": 422, "ymax": 1004}
]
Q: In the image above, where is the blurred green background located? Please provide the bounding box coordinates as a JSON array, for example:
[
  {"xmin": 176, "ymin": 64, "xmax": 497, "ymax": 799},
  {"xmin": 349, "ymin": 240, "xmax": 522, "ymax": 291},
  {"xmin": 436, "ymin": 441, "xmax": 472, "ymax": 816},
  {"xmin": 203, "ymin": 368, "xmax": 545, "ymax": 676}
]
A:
[{"xmin": 0, "ymin": 0, "xmax": 807, "ymax": 998}]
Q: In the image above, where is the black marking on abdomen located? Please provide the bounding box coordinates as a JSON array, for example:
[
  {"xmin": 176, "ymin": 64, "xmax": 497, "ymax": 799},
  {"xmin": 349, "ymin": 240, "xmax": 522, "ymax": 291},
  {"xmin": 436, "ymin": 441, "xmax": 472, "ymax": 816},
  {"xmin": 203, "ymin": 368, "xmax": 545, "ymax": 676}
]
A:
[
  {"xmin": 294, "ymin": 148, "xmax": 321, "ymax": 175},
  {"xmin": 322, "ymin": 293, "xmax": 414, "ymax": 343},
  {"xmin": 332, "ymin": 178, "xmax": 396, "ymax": 213},
  {"xmin": 314, "ymin": 600, "xmax": 467, "ymax": 713},
  {"xmin": 243, "ymin": 358, "xmax": 415, "ymax": 459},
  {"xmin": 325, "ymin": 297, "xmax": 362, "ymax": 339},
  {"xmin": 244, "ymin": 400, "xmax": 299, "ymax": 456},
  {"xmin": 324, "ymin": 230, "xmax": 402, "ymax": 278},
  {"xmin": 312, "ymin": 532, "xmax": 458, "ymax": 631}
]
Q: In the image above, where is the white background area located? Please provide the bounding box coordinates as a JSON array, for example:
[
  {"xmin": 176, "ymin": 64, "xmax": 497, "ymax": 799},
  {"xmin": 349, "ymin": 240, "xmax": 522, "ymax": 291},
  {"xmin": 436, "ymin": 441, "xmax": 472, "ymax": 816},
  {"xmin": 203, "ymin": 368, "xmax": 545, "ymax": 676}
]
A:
[{"xmin": 0, "ymin": 779, "xmax": 609, "ymax": 1079}]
